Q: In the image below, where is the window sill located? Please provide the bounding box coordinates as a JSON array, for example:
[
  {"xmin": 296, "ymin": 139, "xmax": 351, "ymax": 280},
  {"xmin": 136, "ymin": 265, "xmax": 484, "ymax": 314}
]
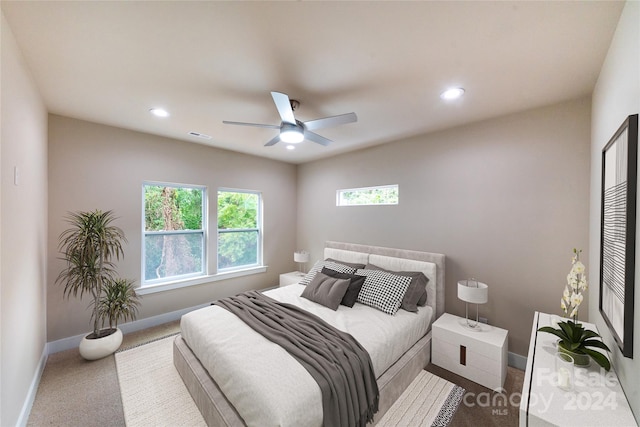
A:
[{"xmin": 137, "ymin": 265, "xmax": 268, "ymax": 295}]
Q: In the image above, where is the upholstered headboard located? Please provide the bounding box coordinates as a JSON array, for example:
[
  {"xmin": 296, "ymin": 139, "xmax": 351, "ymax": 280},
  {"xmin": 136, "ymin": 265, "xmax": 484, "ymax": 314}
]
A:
[{"xmin": 324, "ymin": 241, "xmax": 446, "ymax": 319}]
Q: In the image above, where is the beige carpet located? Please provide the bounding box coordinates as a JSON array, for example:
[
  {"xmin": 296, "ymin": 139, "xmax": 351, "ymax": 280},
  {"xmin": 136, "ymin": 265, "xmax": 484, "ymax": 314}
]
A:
[
  {"xmin": 115, "ymin": 334, "xmax": 205, "ymax": 427},
  {"xmin": 377, "ymin": 370, "xmax": 464, "ymax": 426},
  {"xmin": 115, "ymin": 333, "xmax": 463, "ymax": 427}
]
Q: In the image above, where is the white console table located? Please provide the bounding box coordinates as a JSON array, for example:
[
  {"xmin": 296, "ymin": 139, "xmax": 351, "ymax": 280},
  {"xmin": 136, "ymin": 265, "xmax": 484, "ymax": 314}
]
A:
[{"xmin": 520, "ymin": 312, "xmax": 637, "ymax": 426}]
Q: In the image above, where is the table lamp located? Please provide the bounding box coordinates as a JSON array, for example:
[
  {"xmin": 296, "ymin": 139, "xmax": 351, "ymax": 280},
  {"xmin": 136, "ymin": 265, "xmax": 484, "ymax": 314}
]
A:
[
  {"xmin": 294, "ymin": 250, "xmax": 310, "ymax": 273},
  {"xmin": 457, "ymin": 279, "xmax": 488, "ymax": 329}
]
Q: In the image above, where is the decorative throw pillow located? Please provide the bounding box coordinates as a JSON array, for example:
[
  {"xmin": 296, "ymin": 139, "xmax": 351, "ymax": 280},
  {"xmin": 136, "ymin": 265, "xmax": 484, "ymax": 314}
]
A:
[
  {"xmin": 325, "ymin": 258, "xmax": 366, "ymax": 270},
  {"xmin": 355, "ymin": 269, "xmax": 412, "ymax": 315},
  {"xmin": 300, "ymin": 272, "xmax": 351, "ymax": 310},
  {"xmin": 321, "ymin": 267, "xmax": 366, "ymax": 308},
  {"xmin": 365, "ymin": 264, "xmax": 429, "ymax": 312},
  {"xmin": 299, "ymin": 260, "xmax": 357, "ymax": 286}
]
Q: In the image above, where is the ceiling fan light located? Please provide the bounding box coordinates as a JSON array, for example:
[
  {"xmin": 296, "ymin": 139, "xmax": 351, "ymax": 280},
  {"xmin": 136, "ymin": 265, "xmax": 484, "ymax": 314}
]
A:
[{"xmin": 280, "ymin": 128, "xmax": 304, "ymax": 143}]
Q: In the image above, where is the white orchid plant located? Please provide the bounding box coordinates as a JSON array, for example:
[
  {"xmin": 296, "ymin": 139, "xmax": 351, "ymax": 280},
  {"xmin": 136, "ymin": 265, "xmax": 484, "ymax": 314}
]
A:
[
  {"xmin": 562, "ymin": 248, "xmax": 587, "ymax": 321},
  {"xmin": 538, "ymin": 248, "xmax": 611, "ymax": 371}
]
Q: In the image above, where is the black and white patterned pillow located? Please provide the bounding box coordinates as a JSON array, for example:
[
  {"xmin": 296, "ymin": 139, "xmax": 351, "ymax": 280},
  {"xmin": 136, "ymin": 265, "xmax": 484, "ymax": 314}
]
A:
[
  {"xmin": 299, "ymin": 260, "xmax": 357, "ymax": 286},
  {"xmin": 355, "ymin": 269, "xmax": 412, "ymax": 315}
]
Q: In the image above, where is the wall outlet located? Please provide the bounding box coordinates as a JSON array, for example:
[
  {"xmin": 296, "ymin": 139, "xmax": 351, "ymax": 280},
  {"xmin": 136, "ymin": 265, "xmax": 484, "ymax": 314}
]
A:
[{"xmin": 479, "ymin": 317, "xmax": 488, "ymax": 324}]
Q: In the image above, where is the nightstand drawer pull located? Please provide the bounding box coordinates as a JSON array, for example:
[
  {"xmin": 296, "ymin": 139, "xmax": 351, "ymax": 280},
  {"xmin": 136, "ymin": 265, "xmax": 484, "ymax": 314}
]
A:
[{"xmin": 460, "ymin": 345, "xmax": 466, "ymax": 365}]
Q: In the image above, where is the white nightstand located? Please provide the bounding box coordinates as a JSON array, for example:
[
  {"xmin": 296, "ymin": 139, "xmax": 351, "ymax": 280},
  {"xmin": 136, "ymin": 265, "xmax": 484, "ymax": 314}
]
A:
[
  {"xmin": 432, "ymin": 313, "xmax": 508, "ymax": 391},
  {"xmin": 279, "ymin": 271, "xmax": 305, "ymax": 287}
]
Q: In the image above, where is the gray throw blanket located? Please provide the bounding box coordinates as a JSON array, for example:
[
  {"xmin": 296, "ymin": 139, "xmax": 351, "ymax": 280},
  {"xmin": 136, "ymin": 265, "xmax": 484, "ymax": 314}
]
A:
[{"xmin": 214, "ymin": 290, "xmax": 379, "ymax": 427}]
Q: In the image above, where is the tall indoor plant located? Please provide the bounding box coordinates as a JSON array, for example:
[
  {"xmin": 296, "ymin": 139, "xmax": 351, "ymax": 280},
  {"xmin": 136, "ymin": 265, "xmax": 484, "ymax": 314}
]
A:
[
  {"xmin": 56, "ymin": 210, "xmax": 139, "ymax": 360},
  {"xmin": 96, "ymin": 278, "xmax": 140, "ymax": 331}
]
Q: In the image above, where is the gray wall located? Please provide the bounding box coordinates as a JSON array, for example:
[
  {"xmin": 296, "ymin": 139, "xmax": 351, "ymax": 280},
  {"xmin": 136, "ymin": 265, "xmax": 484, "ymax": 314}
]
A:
[
  {"xmin": 298, "ymin": 98, "xmax": 591, "ymax": 357},
  {"xmin": 47, "ymin": 116, "xmax": 297, "ymax": 341},
  {"xmin": 1, "ymin": 11, "xmax": 49, "ymax": 427},
  {"xmin": 589, "ymin": 1, "xmax": 639, "ymax": 421}
]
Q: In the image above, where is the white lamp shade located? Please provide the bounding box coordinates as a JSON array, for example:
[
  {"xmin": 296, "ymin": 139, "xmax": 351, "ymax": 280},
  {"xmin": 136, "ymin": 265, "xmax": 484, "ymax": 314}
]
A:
[
  {"xmin": 457, "ymin": 280, "xmax": 488, "ymax": 304},
  {"xmin": 294, "ymin": 251, "xmax": 310, "ymax": 263}
]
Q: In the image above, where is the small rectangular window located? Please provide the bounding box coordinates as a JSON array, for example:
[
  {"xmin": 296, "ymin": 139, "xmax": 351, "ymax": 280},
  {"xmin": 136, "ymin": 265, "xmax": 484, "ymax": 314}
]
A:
[
  {"xmin": 217, "ymin": 189, "xmax": 262, "ymax": 271},
  {"xmin": 143, "ymin": 183, "xmax": 206, "ymax": 285},
  {"xmin": 336, "ymin": 184, "xmax": 399, "ymax": 206}
]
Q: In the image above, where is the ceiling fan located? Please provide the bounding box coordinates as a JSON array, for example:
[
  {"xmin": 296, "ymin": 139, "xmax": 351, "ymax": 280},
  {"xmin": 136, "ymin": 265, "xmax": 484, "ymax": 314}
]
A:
[{"xmin": 223, "ymin": 91, "xmax": 357, "ymax": 147}]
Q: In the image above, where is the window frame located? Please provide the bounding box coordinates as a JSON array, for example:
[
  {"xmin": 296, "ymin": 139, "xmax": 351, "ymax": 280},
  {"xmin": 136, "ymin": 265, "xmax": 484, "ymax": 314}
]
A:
[
  {"xmin": 336, "ymin": 184, "xmax": 399, "ymax": 206},
  {"xmin": 141, "ymin": 181, "xmax": 208, "ymax": 288},
  {"xmin": 217, "ymin": 188, "xmax": 263, "ymax": 272}
]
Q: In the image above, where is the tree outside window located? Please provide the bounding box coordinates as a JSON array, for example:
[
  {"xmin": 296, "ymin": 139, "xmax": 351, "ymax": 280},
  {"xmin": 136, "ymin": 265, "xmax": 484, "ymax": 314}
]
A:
[
  {"xmin": 217, "ymin": 190, "xmax": 261, "ymax": 270},
  {"xmin": 143, "ymin": 184, "xmax": 205, "ymax": 284},
  {"xmin": 337, "ymin": 185, "xmax": 399, "ymax": 206}
]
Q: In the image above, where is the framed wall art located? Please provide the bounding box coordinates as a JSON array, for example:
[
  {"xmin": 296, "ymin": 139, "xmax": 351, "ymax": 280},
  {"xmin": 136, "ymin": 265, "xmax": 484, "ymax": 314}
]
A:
[{"xmin": 600, "ymin": 113, "xmax": 638, "ymax": 358}]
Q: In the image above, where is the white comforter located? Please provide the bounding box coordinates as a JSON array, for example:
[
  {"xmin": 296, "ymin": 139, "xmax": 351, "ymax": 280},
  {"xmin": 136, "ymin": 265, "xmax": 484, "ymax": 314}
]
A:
[{"xmin": 180, "ymin": 284, "xmax": 432, "ymax": 427}]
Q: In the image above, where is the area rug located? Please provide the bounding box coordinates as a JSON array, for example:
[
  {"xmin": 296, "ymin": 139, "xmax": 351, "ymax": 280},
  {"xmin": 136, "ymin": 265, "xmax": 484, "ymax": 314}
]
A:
[
  {"xmin": 377, "ymin": 370, "xmax": 465, "ymax": 427},
  {"xmin": 115, "ymin": 334, "xmax": 463, "ymax": 427},
  {"xmin": 115, "ymin": 334, "xmax": 206, "ymax": 426}
]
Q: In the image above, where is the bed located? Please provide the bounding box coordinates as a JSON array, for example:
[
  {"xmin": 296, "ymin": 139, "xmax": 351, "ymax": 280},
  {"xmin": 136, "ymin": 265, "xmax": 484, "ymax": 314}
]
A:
[{"xmin": 173, "ymin": 241, "xmax": 445, "ymax": 426}]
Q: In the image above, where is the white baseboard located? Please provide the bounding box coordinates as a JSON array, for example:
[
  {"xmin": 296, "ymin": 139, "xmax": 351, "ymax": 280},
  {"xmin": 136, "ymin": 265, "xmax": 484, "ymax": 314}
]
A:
[
  {"xmin": 16, "ymin": 345, "xmax": 48, "ymax": 427},
  {"xmin": 47, "ymin": 302, "xmax": 209, "ymax": 354},
  {"xmin": 508, "ymin": 351, "xmax": 527, "ymax": 370}
]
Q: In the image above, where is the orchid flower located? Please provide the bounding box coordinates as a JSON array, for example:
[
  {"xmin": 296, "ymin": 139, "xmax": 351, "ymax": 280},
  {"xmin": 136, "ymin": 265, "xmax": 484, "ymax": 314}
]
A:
[{"xmin": 564, "ymin": 248, "xmax": 587, "ymax": 322}]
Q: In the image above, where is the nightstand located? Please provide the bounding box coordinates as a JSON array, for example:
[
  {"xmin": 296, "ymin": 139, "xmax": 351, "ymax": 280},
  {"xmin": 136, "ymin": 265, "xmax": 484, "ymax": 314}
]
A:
[
  {"xmin": 279, "ymin": 271, "xmax": 305, "ymax": 287},
  {"xmin": 432, "ymin": 313, "xmax": 508, "ymax": 390}
]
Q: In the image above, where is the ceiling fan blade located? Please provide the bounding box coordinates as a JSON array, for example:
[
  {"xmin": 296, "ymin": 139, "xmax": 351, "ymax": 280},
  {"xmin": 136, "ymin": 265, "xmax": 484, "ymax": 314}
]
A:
[
  {"xmin": 223, "ymin": 120, "xmax": 280, "ymax": 129},
  {"xmin": 271, "ymin": 92, "xmax": 296, "ymax": 124},
  {"xmin": 303, "ymin": 112, "xmax": 357, "ymax": 131},
  {"xmin": 264, "ymin": 135, "xmax": 281, "ymax": 147},
  {"xmin": 304, "ymin": 130, "xmax": 332, "ymax": 146}
]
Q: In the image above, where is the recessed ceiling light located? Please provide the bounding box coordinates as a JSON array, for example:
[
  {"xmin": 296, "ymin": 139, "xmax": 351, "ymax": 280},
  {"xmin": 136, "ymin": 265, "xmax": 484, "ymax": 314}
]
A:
[
  {"xmin": 149, "ymin": 108, "xmax": 170, "ymax": 118},
  {"xmin": 286, "ymin": 145, "xmax": 295, "ymax": 150},
  {"xmin": 440, "ymin": 87, "xmax": 465, "ymax": 100}
]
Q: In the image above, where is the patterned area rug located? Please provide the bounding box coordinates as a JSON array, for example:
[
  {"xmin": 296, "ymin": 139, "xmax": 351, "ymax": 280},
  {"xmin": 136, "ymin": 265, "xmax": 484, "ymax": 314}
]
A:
[
  {"xmin": 377, "ymin": 370, "xmax": 465, "ymax": 427},
  {"xmin": 115, "ymin": 334, "xmax": 206, "ymax": 426},
  {"xmin": 116, "ymin": 334, "xmax": 462, "ymax": 427}
]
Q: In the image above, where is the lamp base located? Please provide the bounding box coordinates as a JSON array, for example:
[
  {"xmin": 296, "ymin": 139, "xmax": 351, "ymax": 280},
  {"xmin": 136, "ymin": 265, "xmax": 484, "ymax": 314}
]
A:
[
  {"xmin": 462, "ymin": 302, "xmax": 485, "ymax": 331},
  {"xmin": 458, "ymin": 317, "xmax": 486, "ymax": 332},
  {"xmin": 465, "ymin": 317, "xmax": 481, "ymax": 329}
]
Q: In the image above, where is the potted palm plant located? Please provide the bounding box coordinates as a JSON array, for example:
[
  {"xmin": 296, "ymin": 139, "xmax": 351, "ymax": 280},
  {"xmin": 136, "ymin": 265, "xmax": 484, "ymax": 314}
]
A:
[
  {"xmin": 96, "ymin": 278, "xmax": 140, "ymax": 331},
  {"xmin": 56, "ymin": 210, "xmax": 140, "ymax": 360}
]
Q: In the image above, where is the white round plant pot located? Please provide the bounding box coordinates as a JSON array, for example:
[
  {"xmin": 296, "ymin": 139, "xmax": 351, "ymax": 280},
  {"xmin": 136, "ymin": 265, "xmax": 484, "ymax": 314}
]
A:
[{"xmin": 79, "ymin": 328, "xmax": 123, "ymax": 360}]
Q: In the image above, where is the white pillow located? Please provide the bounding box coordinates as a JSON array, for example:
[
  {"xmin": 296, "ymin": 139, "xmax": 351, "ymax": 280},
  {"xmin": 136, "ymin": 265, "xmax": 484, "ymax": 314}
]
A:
[
  {"xmin": 355, "ymin": 269, "xmax": 412, "ymax": 315},
  {"xmin": 299, "ymin": 260, "xmax": 357, "ymax": 286}
]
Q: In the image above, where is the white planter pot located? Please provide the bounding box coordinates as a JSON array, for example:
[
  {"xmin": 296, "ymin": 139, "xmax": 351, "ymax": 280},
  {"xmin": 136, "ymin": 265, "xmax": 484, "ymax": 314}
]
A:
[{"xmin": 79, "ymin": 328, "xmax": 123, "ymax": 360}]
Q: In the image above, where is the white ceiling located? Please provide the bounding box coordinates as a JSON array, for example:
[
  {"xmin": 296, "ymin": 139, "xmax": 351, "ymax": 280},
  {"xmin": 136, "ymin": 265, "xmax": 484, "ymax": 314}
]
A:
[{"xmin": 2, "ymin": 1, "xmax": 624, "ymax": 164}]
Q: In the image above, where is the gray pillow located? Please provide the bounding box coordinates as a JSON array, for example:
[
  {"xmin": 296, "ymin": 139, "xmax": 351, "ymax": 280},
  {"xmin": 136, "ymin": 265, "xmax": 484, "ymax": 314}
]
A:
[
  {"xmin": 300, "ymin": 272, "xmax": 351, "ymax": 310},
  {"xmin": 321, "ymin": 267, "xmax": 365, "ymax": 308},
  {"xmin": 299, "ymin": 260, "xmax": 357, "ymax": 286},
  {"xmin": 365, "ymin": 264, "xmax": 429, "ymax": 312}
]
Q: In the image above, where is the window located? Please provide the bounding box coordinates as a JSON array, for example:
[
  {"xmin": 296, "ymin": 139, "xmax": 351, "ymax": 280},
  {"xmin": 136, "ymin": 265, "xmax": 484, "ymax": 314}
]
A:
[
  {"xmin": 336, "ymin": 184, "xmax": 399, "ymax": 206},
  {"xmin": 143, "ymin": 183, "xmax": 206, "ymax": 285},
  {"xmin": 217, "ymin": 189, "xmax": 262, "ymax": 271}
]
